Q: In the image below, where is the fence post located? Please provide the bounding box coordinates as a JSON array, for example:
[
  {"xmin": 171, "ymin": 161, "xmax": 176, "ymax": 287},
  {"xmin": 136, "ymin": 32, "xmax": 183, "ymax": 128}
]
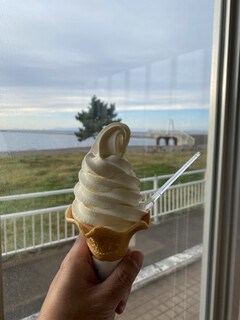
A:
[{"xmin": 153, "ymin": 175, "xmax": 159, "ymax": 223}]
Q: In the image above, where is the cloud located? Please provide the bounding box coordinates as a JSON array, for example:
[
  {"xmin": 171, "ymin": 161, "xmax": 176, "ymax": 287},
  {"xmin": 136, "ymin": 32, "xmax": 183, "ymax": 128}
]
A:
[
  {"xmin": 0, "ymin": 0, "xmax": 214, "ymax": 128},
  {"xmin": 1, "ymin": 0, "xmax": 214, "ymax": 86},
  {"xmin": 0, "ymin": 86, "xmax": 209, "ymax": 119}
]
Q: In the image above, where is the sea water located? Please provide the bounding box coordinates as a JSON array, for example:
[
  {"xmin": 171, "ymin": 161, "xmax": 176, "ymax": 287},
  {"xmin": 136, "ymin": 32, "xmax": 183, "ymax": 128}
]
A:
[{"xmin": 0, "ymin": 131, "xmax": 155, "ymax": 152}]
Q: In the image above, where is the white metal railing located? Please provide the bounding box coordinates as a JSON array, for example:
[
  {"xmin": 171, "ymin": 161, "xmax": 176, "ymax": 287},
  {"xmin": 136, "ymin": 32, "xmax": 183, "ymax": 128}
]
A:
[
  {"xmin": 143, "ymin": 179, "xmax": 205, "ymax": 223},
  {"xmin": 0, "ymin": 170, "xmax": 205, "ymax": 257},
  {"xmin": 178, "ymin": 131, "xmax": 195, "ymax": 145},
  {"xmin": 148, "ymin": 129, "xmax": 181, "ymax": 135}
]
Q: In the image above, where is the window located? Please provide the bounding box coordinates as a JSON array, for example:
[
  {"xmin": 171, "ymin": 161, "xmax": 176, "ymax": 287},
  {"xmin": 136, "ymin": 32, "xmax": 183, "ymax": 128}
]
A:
[{"xmin": 0, "ymin": 0, "xmax": 239, "ymax": 319}]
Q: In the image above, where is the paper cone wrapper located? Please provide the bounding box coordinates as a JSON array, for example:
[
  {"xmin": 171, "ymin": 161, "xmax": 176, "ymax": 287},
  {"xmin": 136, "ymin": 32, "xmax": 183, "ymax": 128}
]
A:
[
  {"xmin": 92, "ymin": 256, "xmax": 122, "ymax": 281},
  {"xmin": 65, "ymin": 205, "xmax": 150, "ymax": 262}
]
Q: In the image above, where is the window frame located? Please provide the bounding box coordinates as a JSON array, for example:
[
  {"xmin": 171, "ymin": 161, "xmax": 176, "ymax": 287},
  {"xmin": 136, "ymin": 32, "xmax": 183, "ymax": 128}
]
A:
[
  {"xmin": 200, "ymin": 0, "xmax": 240, "ymax": 318},
  {"xmin": 0, "ymin": 227, "xmax": 3, "ymax": 318}
]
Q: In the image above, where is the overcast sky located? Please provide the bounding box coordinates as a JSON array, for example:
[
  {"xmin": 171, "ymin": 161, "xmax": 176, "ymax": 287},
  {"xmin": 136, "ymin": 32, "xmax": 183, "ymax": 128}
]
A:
[{"xmin": 0, "ymin": 0, "xmax": 214, "ymax": 131}]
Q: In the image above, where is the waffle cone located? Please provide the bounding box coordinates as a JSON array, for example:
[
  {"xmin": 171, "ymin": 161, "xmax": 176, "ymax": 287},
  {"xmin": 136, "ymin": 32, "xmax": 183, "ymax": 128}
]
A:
[{"xmin": 66, "ymin": 205, "xmax": 150, "ymax": 261}]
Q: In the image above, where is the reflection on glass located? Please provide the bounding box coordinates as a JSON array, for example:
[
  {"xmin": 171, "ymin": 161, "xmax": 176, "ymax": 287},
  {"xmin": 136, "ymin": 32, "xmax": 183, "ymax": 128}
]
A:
[
  {"xmin": 149, "ymin": 59, "xmax": 172, "ymax": 111},
  {"xmin": 95, "ymin": 77, "xmax": 109, "ymax": 102},
  {"xmin": 0, "ymin": 0, "xmax": 214, "ymax": 319},
  {"xmin": 111, "ymin": 71, "xmax": 127, "ymax": 109}
]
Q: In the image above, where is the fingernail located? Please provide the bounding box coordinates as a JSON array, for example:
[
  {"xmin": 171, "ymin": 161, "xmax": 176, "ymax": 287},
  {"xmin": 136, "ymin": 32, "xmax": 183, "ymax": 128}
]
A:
[
  {"xmin": 118, "ymin": 300, "xmax": 126, "ymax": 313},
  {"xmin": 128, "ymin": 250, "xmax": 144, "ymax": 269}
]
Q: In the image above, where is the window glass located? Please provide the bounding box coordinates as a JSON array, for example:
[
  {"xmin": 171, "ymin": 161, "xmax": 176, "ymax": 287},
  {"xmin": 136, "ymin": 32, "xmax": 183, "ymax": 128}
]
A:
[{"xmin": 0, "ymin": 0, "xmax": 214, "ymax": 319}]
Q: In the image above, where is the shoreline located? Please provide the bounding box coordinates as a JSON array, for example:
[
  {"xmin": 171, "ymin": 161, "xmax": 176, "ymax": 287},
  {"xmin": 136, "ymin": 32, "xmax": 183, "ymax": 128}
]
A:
[{"xmin": 0, "ymin": 144, "xmax": 206, "ymax": 158}]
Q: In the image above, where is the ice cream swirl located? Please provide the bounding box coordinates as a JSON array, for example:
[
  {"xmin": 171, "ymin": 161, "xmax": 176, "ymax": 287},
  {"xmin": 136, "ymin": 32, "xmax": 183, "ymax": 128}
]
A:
[{"xmin": 72, "ymin": 123, "xmax": 146, "ymax": 231}]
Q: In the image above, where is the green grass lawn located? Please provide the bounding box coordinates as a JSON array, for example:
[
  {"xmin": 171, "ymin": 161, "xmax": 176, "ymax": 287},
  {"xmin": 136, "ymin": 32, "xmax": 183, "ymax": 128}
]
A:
[{"xmin": 0, "ymin": 150, "xmax": 206, "ymax": 215}]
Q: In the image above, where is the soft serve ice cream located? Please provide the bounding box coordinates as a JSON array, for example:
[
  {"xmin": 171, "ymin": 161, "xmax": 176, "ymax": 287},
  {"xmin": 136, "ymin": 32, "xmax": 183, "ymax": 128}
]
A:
[
  {"xmin": 66, "ymin": 122, "xmax": 149, "ymax": 269},
  {"xmin": 72, "ymin": 122, "xmax": 146, "ymax": 231}
]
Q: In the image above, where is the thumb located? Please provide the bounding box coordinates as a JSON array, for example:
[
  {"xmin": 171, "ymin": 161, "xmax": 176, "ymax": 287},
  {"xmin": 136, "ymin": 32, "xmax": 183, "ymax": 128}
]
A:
[{"xmin": 100, "ymin": 250, "xmax": 144, "ymax": 307}]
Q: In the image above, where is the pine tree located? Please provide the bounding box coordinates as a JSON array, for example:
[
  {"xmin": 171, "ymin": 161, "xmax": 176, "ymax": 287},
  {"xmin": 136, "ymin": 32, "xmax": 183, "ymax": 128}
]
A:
[{"xmin": 75, "ymin": 95, "xmax": 121, "ymax": 141}]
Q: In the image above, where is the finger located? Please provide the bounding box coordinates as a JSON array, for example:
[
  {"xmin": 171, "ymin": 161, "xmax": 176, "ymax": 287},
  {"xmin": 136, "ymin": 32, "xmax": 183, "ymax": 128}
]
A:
[
  {"xmin": 71, "ymin": 234, "xmax": 90, "ymax": 258},
  {"xmin": 100, "ymin": 250, "xmax": 143, "ymax": 306},
  {"xmin": 115, "ymin": 289, "xmax": 130, "ymax": 314},
  {"xmin": 67, "ymin": 235, "xmax": 92, "ymax": 262},
  {"xmin": 57, "ymin": 235, "xmax": 100, "ymax": 288},
  {"xmin": 60, "ymin": 235, "xmax": 94, "ymax": 276}
]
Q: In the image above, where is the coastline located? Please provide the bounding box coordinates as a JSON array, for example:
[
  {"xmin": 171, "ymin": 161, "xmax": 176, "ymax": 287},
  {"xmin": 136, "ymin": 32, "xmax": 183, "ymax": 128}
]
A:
[{"xmin": 0, "ymin": 144, "xmax": 206, "ymax": 158}]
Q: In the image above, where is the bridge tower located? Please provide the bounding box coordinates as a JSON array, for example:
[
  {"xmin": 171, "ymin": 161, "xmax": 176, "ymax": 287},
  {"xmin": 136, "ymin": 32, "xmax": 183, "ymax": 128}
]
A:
[{"xmin": 166, "ymin": 119, "xmax": 175, "ymax": 134}]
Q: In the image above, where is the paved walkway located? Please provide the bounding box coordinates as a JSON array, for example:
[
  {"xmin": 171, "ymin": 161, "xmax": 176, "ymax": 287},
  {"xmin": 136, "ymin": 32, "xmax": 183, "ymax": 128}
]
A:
[{"xmin": 116, "ymin": 259, "xmax": 201, "ymax": 320}]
